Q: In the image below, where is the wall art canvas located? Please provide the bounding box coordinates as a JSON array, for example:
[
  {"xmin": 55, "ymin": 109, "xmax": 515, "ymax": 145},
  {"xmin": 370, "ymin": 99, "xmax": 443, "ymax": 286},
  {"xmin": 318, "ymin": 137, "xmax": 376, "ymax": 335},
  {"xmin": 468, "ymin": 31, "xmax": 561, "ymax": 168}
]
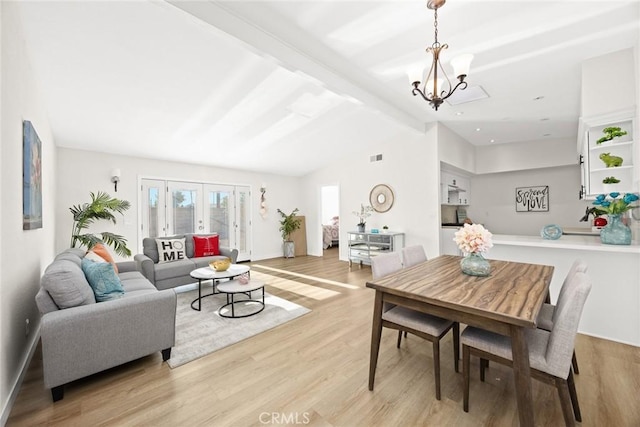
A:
[
  {"xmin": 515, "ymin": 186, "xmax": 549, "ymax": 212},
  {"xmin": 23, "ymin": 120, "xmax": 43, "ymax": 230}
]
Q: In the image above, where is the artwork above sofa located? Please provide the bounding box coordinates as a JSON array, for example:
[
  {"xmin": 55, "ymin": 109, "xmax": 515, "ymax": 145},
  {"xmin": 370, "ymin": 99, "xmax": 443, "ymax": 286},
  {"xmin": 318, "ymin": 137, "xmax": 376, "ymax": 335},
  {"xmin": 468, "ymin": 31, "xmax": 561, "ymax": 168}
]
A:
[{"xmin": 135, "ymin": 233, "xmax": 239, "ymax": 290}]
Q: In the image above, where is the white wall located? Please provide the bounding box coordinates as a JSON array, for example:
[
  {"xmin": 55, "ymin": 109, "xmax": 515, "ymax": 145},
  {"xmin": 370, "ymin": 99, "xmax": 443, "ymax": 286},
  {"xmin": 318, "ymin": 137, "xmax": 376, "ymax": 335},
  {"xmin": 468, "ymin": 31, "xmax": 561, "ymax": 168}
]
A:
[
  {"xmin": 581, "ymin": 48, "xmax": 636, "ymax": 118},
  {"xmin": 56, "ymin": 147, "xmax": 302, "ymax": 261},
  {"xmin": 1, "ymin": 2, "xmax": 57, "ymax": 422},
  {"xmin": 302, "ymin": 120, "xmax": 440, "ymax": 259},
  {"xmin": 467, "ymin": 165, "xmax": 592, "ymax": 236},
  {"xmin": 437, "ymin": 123, "xmax": 475, "ymax": 173},
  {"xmin": 475, "ymin": 138, "xmax": 577, "ymax": 174}
]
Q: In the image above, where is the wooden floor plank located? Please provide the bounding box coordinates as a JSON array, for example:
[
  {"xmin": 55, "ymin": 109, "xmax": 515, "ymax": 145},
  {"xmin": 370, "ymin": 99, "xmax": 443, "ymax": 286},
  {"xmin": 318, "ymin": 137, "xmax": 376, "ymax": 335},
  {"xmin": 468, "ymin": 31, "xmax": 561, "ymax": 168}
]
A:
[{"xmin": 7, "ymin": 247, "xmax": 640, "ymax": 426}]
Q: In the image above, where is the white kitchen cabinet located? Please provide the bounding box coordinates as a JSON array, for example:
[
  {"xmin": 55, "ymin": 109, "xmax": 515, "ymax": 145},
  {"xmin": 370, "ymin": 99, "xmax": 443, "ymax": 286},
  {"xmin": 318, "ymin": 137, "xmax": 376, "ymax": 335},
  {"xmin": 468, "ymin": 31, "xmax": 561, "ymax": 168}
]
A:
[
  {"xmin": 440, "ymin": 172, "xmax": 470, "ymax": 205},
  {"xmin": 440, "ymin": 227, "xmax": 462, "ymax": 255},
  {"xmin": 579, "ymin": 113, "xmax": 636, "ymax": 198}
]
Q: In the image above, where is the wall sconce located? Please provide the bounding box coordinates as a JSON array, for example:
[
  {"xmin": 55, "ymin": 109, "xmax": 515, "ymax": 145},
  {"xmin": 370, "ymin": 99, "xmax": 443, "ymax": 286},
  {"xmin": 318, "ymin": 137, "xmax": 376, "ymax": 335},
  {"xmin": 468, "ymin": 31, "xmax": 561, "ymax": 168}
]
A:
[
  {"xmin": 111, "ymin": 168, "xmax": 121, "ymax": 192},
  {"xmin": 259, "ymin": 185, "xmax": 267, "ymax": 218}
]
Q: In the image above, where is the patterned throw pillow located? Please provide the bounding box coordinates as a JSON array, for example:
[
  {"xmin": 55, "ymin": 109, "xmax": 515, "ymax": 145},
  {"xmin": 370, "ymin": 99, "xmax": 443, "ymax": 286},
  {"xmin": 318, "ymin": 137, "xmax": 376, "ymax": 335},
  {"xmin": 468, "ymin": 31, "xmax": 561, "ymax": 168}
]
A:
[
  {"xmin": 193, "ymin": 235, "xmax": 220, "ymax": 257},
  {"xmin": 86, "ymin": 243, "xmax": 119, "ymax": 273},
  {"xmin": 156, "ymin": 238, "xmax": 186, "ymax": 263},
  {"xmin": 81, "ymin": 258, "xmax": 124, "ymax": 302}
]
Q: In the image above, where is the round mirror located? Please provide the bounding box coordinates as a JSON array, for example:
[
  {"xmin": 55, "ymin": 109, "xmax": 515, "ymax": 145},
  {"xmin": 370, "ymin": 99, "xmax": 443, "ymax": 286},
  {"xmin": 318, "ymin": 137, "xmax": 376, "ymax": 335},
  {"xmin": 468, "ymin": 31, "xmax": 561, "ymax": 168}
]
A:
[{"xmin": 370, "ymin": 184, "xmax": 394, "ymax": 213}]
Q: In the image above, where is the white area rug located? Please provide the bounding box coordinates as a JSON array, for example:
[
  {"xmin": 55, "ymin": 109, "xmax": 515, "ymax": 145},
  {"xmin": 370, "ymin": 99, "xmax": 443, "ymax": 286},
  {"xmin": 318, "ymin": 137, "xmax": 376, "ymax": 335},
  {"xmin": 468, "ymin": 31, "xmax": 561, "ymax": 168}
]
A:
[{"xmin": 168, "ymin": 288, "xmax": 310, "ymax": 368}]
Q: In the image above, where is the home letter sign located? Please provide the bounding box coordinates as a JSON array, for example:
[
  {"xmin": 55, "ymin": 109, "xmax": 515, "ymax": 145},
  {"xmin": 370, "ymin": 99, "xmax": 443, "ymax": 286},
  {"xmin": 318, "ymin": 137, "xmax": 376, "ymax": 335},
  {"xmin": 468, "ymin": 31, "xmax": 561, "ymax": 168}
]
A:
[{"xmin": 515, "ymin": 186, "xmax": 549, "ymax": 212}]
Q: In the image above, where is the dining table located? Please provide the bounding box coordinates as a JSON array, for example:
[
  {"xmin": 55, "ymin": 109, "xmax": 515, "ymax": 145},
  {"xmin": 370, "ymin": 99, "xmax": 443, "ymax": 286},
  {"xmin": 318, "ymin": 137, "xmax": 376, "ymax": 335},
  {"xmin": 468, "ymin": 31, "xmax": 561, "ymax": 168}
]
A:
[{"xmin": 366, "ymin": 254, "xmax": 554, "ymax": 427}]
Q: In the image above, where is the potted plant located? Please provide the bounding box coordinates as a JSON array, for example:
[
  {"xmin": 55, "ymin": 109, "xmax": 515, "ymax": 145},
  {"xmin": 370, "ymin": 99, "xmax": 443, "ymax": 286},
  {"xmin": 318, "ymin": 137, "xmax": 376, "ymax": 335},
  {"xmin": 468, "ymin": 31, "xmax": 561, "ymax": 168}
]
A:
[
  {"xmin": 70, "ymin": 191, "xmax": 131, "ymax": 256},
  {"xmin": 352, "ymin": 203, "xmax": 373, "ymax": 232},
  {"xmin": 277, "ymin": 208, "xmax": 302, "ymax": 258}
]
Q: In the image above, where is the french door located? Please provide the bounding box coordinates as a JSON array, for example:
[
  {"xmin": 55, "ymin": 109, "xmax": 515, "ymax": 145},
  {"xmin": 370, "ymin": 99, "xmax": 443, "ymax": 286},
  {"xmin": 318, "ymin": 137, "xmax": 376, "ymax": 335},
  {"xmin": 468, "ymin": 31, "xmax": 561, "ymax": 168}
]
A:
[{"xmin": 141, "ymin": 179, "xmax": 251, "ymax": 261}]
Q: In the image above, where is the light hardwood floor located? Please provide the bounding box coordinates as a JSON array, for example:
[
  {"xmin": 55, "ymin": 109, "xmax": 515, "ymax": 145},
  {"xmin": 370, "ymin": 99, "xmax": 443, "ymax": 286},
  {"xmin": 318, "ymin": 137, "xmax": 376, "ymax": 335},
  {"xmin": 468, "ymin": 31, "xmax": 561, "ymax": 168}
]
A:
[{"xmin": 7, "ymin": 247, "xmax": 640, "ymax": 426}]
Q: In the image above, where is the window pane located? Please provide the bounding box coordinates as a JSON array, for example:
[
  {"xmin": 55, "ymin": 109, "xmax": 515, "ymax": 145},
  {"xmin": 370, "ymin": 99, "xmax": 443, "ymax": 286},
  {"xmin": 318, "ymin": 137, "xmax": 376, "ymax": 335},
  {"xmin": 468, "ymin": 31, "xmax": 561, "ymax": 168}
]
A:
[
  {"xmin": 208, "ymin": 191, "xmax": 230, "ymax": 246},
  {"xmin": 172, "ymin": 190, "xmax": 196, "ymax": 234}
]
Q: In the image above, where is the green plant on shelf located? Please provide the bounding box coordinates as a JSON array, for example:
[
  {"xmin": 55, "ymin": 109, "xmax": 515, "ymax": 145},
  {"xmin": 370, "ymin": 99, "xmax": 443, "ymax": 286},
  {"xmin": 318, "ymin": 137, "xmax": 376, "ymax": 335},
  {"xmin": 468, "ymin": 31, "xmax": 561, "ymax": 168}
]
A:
[
  {"xmin": 596, "ymin": 126, "xmax": 627, "ymax": 144},
  {"xmin": 602, "ymin": 176, "xmax": 621, "ymax": 184}
]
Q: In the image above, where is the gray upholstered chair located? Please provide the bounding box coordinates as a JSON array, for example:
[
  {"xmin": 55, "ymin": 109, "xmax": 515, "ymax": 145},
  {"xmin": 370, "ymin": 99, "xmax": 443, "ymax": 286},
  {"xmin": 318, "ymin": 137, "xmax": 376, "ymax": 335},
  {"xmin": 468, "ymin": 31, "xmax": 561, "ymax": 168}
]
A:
[
  {"xmin": 371, "ymin": 252, "xmax": 460, "ymax": 400},
  {"xmin": 537, "ymin": 259, "xmax": 587, "ymax": 374},
  {"xmin": 401, "ymin": 245, "xmax": 428, "ymax": 267},
  {"xmin": 462, "ymin": 271, "xmax": 592, "ymax": 426}
]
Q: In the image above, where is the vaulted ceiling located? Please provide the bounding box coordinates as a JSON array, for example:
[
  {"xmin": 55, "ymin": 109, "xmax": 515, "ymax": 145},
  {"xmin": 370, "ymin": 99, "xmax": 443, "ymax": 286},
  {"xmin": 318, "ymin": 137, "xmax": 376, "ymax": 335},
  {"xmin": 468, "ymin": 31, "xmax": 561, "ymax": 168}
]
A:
[{"xmin": 17, "ymin": 1, "xmax": 640, "ymax": 176}]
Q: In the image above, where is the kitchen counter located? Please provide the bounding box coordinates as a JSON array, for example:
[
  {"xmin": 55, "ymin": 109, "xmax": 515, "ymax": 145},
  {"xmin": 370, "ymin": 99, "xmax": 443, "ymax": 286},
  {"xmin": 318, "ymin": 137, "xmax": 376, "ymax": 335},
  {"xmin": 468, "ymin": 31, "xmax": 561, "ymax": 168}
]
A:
[
  {"xmin": 492, "ymin": 233, "xmax": 639, "ymax": 253},
  {"xmin": 486, "ymin": 233, "xmax": 640, "ymax": 346}
]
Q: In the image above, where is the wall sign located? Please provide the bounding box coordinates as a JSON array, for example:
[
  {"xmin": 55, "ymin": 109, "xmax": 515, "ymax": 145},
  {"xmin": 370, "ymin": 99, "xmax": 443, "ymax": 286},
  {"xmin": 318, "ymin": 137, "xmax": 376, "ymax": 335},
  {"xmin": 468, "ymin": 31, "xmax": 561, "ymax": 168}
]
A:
[{"xmin": 515, "ymin": 186, "xmax": 549, "ymax": 212}]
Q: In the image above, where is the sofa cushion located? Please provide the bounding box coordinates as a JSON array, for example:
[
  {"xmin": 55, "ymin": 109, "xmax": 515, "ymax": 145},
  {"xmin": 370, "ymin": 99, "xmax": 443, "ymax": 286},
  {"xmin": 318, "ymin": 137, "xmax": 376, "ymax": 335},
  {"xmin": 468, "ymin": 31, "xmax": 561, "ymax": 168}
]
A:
[
  {"xmin": 41, "ymin": 259, "xmax": 96, "ymax": 309},
  {"xmin": 119, "ymin": 271, "xmax": 158, "ymax": 292},
  {"xmin": 81, "ymin": 258, "xmax": 125, "ymax": 302},
  {"xmin": 143, "ymin": 235, "xmax": 185, "ymax": 263},
  {"xmin": 154, "ymin": 259, "xmax": 195, "ymax": 281},
  {"xmin": 156, "ymin": 238, "xmax": 187, "ymax": 264},
  {"xmin": 87, "ymin": 243, "xmax": 119, "ymax": 273},
  {"xmin": 192, "ymin": 234, "xmax": 220, "ymax": 257}
]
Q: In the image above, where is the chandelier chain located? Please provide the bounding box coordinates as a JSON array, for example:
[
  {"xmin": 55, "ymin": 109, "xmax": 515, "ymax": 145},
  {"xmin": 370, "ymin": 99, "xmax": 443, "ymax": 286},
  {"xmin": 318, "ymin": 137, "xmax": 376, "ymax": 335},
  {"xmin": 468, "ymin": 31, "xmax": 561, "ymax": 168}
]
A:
[{"xmin": 434, "ymin": 8, "xmax": 438, "ymax": 44}]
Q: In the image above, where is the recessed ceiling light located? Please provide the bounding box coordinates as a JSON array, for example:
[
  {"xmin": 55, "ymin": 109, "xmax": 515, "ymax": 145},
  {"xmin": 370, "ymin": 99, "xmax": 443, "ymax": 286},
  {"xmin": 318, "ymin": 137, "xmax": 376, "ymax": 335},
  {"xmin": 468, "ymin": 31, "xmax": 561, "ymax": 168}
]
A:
[
  {"xmin": 490, "ymin": 139, "xmax": 495, "ymax": 143},
  {"xmin": 455, "ymin": 112, "xmax": 464, "ymax": 116},
  {"xmin": 540, "ymin": 118, "xmax": 550, "ymax": 121},
  {"xmin": 533, "ymin": 96, "xmax": 545, "ymax": 101},
  {"xmin": 476, "ymin": 128, "xmax": 481, "ymax": 132},
  {"xmin": 543, "ymin": 133, "xmax": 551, "ymax": 137}
]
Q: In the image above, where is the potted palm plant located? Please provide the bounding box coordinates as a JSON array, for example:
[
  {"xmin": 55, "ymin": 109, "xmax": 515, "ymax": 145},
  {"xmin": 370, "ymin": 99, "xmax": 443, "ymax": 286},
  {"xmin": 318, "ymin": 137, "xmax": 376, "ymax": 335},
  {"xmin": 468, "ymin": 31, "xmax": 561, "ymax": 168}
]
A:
[
  {"xmin": 277, "ymin": 208, "xmax": 302, "ymax": 258},
  {"xmin": 70, "ymin": 191, "xmax": 132, "ymax": 257}
]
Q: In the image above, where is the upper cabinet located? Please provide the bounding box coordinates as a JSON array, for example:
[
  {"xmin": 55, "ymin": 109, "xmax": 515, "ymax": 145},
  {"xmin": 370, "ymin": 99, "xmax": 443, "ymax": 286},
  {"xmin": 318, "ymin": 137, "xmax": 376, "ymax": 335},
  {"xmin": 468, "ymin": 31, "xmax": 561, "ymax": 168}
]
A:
[
  {"xmin": 579, "ymin": 113, "xmax": 636, "ymax": 198},
  {"xmin": 441, "ymin": 172, "xmax": 471, "ymax": 205}
]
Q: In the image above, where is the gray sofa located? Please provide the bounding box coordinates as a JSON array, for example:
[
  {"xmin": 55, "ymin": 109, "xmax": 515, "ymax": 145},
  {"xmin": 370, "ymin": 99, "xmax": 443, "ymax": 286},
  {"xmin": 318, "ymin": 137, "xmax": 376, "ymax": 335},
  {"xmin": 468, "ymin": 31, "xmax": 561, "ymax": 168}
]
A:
[
  {"xmin": 134, "ymin": 234, "xmax": 239, "ymax": 290},
  {"xmin": 35, "ymin": 248, "xmax": 176, "ymax": 402}
]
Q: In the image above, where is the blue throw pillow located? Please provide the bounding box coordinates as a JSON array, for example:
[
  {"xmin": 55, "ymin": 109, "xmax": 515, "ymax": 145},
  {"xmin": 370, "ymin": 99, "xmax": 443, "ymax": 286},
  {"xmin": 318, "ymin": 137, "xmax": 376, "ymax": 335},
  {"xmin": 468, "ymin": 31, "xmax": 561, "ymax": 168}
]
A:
[{"xmin": 81, "ymin": 257, "xmax": 125, "ymax": 302}]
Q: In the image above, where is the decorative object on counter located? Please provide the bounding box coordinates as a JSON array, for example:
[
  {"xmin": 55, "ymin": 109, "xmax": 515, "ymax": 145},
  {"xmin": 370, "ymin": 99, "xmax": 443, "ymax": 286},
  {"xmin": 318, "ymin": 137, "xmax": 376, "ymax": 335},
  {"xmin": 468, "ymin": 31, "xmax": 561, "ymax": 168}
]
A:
[
  {"xmin": 353, "ymin": 203, "xmax": 373, "ymax": 232},
  {"xmin": 237, "ymin": 273, "xmax": 250, "ymax": 285},
  {"xmin": 277, "ymin": 208, "xmax": 302, "ymax": 257},
  {"xmin": 209, "ymin": 258, "xmax": 231, "ymax": 272},
  {"xmin": 454, "ymin": 224, "xmax": 493, "ymax": 276},
  {"xmin": 515, "ymin": 186, "xmax": 549, "ymax": 212},
  {"xmin": 369, "ymin": 184, "xmax": 395, "ymax": 213},
  {"xmin": 599, "ymin": 152, "xmax": 623, "ymax": 168},
  {"xmin": 596, "ymin": 126, "xmax": 627, "ymax": 145},
  {"xmin": 579, "ymin": 206, "xmax": 607, "ymax": 228},
  {"xmin": 382, "ymin": 225, "xmax": 389, "ymax": 233},
  {"xmin": 370, "ymin": 228, "xmax": 379, "ymax": 234},
  {"xmin": 540, "ymin": 224, "xmax": 563, "ymax": 240},
  {"xmin": 593, "ymin": 192, "xmax": 639, "ymax": 245}
]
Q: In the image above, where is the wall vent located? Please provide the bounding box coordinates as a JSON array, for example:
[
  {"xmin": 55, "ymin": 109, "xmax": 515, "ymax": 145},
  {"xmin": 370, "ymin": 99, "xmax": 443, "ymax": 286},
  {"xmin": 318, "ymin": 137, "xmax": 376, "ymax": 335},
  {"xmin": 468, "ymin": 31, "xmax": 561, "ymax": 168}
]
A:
[{"xmin": 370, "ymin": 154, "xmax": 383, "ymax": 162}]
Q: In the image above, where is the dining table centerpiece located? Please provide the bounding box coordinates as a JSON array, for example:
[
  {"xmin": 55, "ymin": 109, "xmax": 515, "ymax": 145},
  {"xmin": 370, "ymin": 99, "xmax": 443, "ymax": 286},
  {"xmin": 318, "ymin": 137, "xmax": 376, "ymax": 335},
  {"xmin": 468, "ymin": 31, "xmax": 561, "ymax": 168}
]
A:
[
  {"xmin": 454, "ymin": 223, "xmax": 493, "ymax": 276},
  {"xmin": 592, "ymin": 192, "xmax": 639, "ymax": 245}
]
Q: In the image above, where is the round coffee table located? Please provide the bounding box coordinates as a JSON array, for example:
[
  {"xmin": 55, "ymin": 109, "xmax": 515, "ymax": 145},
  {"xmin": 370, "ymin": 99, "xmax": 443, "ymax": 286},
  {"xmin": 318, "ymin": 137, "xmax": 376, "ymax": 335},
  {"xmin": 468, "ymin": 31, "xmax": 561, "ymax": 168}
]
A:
[
  {"xmin": 190, "ymin": 264, "xmax": 250, "ymax": 311},
  {"xmin": 216, "ymin": 279, "xmax": 265, "ymax": 318}
]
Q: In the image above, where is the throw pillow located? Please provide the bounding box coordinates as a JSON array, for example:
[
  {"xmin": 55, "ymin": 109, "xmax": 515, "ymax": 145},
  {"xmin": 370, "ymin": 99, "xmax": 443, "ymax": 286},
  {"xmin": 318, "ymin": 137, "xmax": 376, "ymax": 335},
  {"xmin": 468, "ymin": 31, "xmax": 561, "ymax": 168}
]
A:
[
  {"xmin": 193, "ymin": 235, "xmax": 220, "ymax": 257},
  {"xmin": 156, "ymin": 238, "xmax": 186, "ymax": 263},
  {"xmin": 81, "ymin": 258, "xmax": 125, "ymax": 302},
  {"xmin": 87, "ymin": 243, "xmax": 119, "ymax": 273}
]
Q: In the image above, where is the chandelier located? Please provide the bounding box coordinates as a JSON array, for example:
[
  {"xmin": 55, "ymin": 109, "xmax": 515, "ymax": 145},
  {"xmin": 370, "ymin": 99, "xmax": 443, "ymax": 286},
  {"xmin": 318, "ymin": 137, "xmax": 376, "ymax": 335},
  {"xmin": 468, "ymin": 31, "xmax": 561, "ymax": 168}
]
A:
[{"xmin": 411, "ymin": 0, "xmax": 473, "ymax": 110}]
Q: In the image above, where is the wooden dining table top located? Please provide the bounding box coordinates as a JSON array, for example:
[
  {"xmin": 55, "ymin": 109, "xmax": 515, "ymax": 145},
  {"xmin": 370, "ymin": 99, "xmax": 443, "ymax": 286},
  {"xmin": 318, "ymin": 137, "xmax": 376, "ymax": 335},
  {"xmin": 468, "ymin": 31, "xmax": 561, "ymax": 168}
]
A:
[{"xmin": 365, "ymin": 255, "xmax": 554, "ymax": 328}]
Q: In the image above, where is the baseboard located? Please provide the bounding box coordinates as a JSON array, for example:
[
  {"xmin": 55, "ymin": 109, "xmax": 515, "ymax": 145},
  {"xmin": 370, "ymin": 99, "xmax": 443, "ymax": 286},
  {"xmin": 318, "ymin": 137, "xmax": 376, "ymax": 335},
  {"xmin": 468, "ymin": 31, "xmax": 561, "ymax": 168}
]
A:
[{"xmin": 1, "ymin": 324, "xmax": 41, "ymax": 426}]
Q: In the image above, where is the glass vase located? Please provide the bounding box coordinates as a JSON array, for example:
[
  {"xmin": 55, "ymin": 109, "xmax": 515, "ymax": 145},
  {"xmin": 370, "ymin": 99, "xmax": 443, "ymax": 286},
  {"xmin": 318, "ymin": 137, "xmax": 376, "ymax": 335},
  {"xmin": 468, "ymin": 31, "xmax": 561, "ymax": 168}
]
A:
[
  {"xmin": 600, "ymin": 214, "xmax": 631, "ymax": 245},
  {"xmin": 460, "ymin": 252, "xmax": 491, "ymax": 277}
]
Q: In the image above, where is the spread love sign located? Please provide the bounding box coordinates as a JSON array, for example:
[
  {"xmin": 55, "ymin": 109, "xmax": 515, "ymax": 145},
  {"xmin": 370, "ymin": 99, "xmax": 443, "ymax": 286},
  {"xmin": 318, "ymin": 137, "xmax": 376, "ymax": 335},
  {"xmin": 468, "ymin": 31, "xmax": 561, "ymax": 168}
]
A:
[{"xmin": 515, "ymin": 186, "xmax": 549, "ymax": 212}]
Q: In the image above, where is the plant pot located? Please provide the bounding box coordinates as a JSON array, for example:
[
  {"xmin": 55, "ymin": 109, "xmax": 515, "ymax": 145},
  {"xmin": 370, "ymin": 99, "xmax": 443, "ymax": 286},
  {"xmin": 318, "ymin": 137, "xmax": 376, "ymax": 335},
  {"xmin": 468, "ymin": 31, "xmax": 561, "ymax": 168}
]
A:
[
  {"xmin": 357, "ymin": 224, "xmax": 365, "ymax": 232},
  {"xmin": 283, "ymin": 241, "xmax": 295, "ymax": 258},
  {"xmin": 600, "ymin": 214, "xmax": 631, "ymax": 245}
]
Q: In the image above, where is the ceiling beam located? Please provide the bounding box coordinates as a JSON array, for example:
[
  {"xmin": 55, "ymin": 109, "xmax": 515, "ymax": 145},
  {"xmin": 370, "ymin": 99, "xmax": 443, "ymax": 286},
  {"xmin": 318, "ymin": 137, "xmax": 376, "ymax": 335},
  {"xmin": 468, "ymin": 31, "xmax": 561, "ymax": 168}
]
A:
[{"xmin": 165, "ymin": 0, "xmax": 426, "ymax": 133}]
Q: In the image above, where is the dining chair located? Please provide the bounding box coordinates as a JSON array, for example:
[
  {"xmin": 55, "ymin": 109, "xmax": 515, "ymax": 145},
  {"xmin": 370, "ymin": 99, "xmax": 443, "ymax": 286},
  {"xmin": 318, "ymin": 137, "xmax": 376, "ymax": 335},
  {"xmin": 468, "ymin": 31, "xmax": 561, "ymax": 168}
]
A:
[
  {"xmin": 401, "ymin": 245, "xmax": 428, "ymax": 267},
  {"xmin": 536, "ymin": 259, "xmax": 588, "ymax": 374},
  {"xmin": 461, "ymin": 272, "xmax": 592, "ymax": 426},
  {"xmin": 371, "ymin": 252, "xmax": 460, "ymax": 400}
]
